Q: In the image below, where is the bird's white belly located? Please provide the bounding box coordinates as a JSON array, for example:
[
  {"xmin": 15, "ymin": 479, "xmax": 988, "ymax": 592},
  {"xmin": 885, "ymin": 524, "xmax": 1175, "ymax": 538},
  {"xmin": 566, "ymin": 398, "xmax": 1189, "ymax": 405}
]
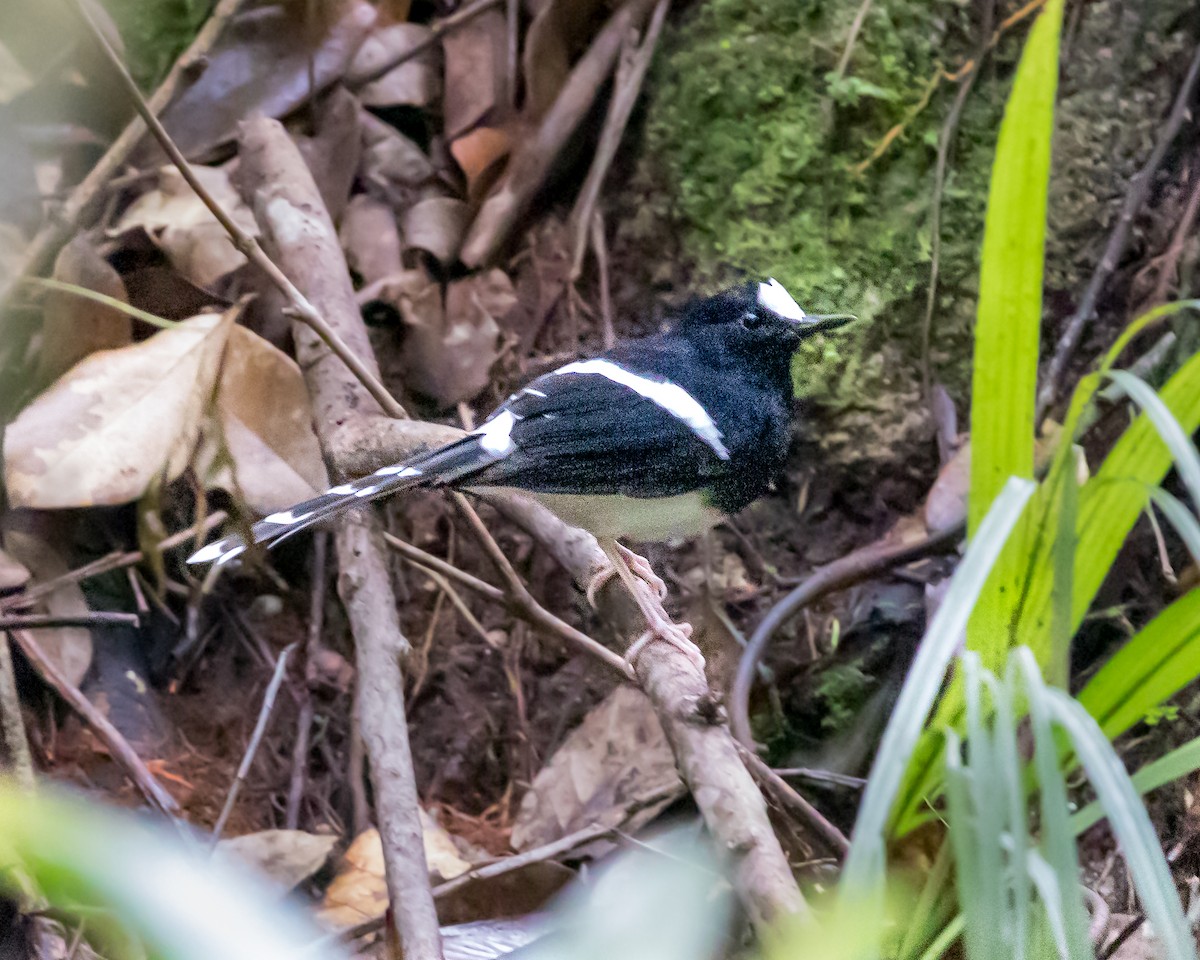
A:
[{"xmin": 472, "ymin": 487, "xmax": 721, "ymax": 542}]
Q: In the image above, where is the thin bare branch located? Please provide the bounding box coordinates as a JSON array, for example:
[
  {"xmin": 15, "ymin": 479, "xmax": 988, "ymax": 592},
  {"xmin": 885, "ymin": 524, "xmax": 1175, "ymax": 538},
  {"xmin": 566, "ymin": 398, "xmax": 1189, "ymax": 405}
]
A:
[
  {"xmin": 211, "ymin": 643, "xmax": 296, "ymax": 846},
  {"xmin": 68, "ymin": 0, "xmax": 406, "ymax": 421}
]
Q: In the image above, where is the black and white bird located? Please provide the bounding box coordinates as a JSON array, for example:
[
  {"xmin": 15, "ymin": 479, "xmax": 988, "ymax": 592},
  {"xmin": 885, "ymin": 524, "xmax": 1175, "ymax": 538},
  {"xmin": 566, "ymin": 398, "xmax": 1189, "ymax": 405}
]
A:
[{"xmin": 189, "ymin": 279, "xmax": 852, "ymax": 664}]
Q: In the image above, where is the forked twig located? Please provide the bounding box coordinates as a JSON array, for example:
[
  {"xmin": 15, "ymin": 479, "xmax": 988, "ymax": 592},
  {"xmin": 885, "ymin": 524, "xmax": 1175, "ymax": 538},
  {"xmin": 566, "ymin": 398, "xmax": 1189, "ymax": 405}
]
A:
[{"xmin": 384, "ymin": 529, "xmax": 632, "ymax": 677}]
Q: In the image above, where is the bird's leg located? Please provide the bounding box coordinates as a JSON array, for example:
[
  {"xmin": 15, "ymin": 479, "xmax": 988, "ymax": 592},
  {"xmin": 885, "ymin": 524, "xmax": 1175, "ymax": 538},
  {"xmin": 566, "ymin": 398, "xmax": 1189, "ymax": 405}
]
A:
[
  {"xmin": 585, "ymin": 542, "xmax": 668, "ymax": 607},
  {"xmin": 598, "ymin": 539, "xmax": 704, "ymax": 672}
]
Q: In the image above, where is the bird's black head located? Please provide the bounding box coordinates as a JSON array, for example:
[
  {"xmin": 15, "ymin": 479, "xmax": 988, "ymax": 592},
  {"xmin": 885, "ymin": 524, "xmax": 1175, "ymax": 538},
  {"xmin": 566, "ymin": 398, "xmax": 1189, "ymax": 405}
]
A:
[{"xmin": 675, "ymin": 279, "xmax": 853, "ymax": 390}]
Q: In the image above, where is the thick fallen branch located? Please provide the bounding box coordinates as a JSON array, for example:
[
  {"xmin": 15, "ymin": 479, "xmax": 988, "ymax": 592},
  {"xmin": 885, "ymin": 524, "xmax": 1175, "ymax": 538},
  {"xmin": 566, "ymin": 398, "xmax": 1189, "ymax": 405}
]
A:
[{"xmin": 238, "ymin": 117, "xmax": 442, "ymax": 960}]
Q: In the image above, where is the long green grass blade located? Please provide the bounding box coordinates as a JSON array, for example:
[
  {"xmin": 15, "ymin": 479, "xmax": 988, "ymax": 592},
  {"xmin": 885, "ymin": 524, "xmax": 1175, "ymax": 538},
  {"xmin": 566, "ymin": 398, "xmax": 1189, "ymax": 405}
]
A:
[
  {"xmin": 967, "ymin": 0, "xmax": 1064, "ymax": 537},
  {"xmin": 1072, "ymin": 736, "xmax": 1200, "ymax": 835},
  {"xmin": 1019, "ymin": 349, "xmax": 1200, "ymax": 656},
  {"xmin": 1016, "ymin": 651, "xmax": 1092, "ymax": 960},
  {"xmin": 1044, "ymin": 686, "xmax": 1197, "ymax": 960},
  {"xmin": 842, "ymin": 478, "xmax": 1035, "ymax": 891},
  {"xmin": 1078, "ymin": 589, "xmax": 1200, "ymax": 740}
]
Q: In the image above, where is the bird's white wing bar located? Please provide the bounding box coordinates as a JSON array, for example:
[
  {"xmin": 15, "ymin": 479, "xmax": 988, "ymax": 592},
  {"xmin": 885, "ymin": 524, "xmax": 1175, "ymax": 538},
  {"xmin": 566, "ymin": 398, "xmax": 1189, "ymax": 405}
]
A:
[
  {"xmin": 549, "ymin": 358, "xmax": 730, "ymax": 460},
  {"xmin": 757, "ymin": 278, "xmax": 806, "ymax": 321},
  {"xmin": 474, "ymin": 408, "xmax": 521, "ymax": 455}
]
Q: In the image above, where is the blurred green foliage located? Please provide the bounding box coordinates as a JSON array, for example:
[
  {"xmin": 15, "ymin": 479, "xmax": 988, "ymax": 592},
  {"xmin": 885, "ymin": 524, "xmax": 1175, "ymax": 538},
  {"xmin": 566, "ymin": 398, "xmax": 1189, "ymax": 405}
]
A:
[{"xmin": 102, "ymin": 0, "xmax": 210, "ymax": 88}]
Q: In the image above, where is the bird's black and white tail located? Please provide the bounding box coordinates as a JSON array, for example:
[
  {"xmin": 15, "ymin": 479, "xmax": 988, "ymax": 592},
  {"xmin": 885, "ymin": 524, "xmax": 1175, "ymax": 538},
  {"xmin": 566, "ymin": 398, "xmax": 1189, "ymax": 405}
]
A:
[{"xmin": 187, "ymin": 436, "xmax": 494, "ymax": 566}]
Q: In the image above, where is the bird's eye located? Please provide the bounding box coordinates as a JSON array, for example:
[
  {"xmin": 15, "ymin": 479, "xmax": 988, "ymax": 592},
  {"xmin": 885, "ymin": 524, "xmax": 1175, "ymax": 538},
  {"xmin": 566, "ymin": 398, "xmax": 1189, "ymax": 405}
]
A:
[{"xmin": 741, "ymin": 310, "xmax": 762, "ymax": 329}]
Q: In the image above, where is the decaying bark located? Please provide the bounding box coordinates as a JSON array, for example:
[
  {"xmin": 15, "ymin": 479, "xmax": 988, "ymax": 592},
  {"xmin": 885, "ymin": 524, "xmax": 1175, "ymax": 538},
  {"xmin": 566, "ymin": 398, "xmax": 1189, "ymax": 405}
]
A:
[{"xmin": 238, "ymin": 117, "xmax": 443, "ymax": 960}]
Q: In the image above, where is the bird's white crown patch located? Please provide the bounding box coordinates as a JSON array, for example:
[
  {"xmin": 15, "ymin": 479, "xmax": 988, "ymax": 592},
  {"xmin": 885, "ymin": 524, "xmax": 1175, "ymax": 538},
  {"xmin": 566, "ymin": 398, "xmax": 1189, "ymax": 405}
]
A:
[{"xmin": 757, "ymin": 278, "xmax": 806, "ymax": 321}]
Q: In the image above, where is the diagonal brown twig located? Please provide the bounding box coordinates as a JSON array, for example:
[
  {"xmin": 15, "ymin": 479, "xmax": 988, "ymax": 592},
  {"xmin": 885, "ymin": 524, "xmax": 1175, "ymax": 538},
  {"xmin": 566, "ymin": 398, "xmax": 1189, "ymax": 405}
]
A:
[
  {"xmin": 384, "ymin": 529, "xmax": 631, "ymax": 677},
  {"xmin": 67, "ymin": 0, "xmax": 406, "ymax": 422}
]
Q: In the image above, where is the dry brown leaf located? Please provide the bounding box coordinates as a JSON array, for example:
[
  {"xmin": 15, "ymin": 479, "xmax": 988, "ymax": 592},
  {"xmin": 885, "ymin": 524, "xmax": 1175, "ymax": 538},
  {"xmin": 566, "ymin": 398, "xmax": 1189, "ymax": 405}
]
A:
[
  {"xmin": 341, "ymin": 194, "xmax": 403, "ymax": 284},
  {"xmin": 295, "ymin": 86, "xmax": 362, "ymax": 224},
  {"xmin": 1, "ymin": 521, "xmax": 92, "ymax": 685},
  {"xmin": 4, "ymin": 308, "xmax": 237, "ymax": 509},
  {"xmin": 436, "ymin": 862, "xmax": 572, "ymax": 926},
  {"xmin": 401, "ymin": 196, "xmax": 469, "ymax": 265},
  {"xmin": 348, "ymin": 23, "xmax": 438, "ymax": 108},
  {"xmin": 37, "ymin": 237, "xmax": 132, "ymax": 386},
  {"xmin": 400, "ymin": 270, "xmax": 512, "ymax": 407},
  {"xmin": 360, "ymin": 111, "xmax": 437, "ymax": 196},
  {"xmin": 145, "ymin": 0, "xmax": 377, "ymax": 162},
  {"xmin": 112, "ymin": 165, "xmax": 258, "ymax": 290},
  {"xmin": 522, "ymin": 0, "xmax": 610, "ymax": 120},
  {"xmin": 317, "ymin": 813, "xmax": 471, "ymax": 929},
  {"xmin": 216, "ymin": 829, "xmax": 338, "ymax": 894},
  {"xmin": 511, "ymin": 685, "xmax": 682, "ymax": 850},
  {"xmin": 198, "ymin": 325, "xmax": 329, "ymax": 514},
  {"xmin": 923, "ymin": 441, "xmax": 969, "ymax": 534},
  {"xmin": 442, "ymin": 7, "xmax": 508, "ymax": 139},
  {"xmin": 449, "ymin": 127, "xmax": 512, "ymax": 200},
  {"xmin": 0, "ymin": 547, "xmax": 29, "ymax": 592}
]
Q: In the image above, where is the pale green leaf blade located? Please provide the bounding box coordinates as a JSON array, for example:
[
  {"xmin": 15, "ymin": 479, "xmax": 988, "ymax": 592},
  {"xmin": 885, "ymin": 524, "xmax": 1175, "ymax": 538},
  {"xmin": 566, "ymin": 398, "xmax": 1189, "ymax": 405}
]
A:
[{"xmin": 1045, "ymin": 687, "xmax": 1197, "ymax": 960}]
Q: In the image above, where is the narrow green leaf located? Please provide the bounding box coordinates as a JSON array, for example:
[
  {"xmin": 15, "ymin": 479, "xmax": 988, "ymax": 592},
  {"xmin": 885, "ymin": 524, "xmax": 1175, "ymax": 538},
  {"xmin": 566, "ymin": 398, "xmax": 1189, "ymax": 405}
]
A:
[
  {"xmin": 1015, "ymin": 651, "xmax": 1092, "ymax": 960},
  {"xmin": 1020, "ymin": 349, "xmax": 1200, "ymax": 656},
  {"xmin": 25, "ymin": 276, "xmax": 182, "ymax": 330},
  {"xmin": 1148, "ymin": 487, "xmax": 1200, "ymax": 566},
  {"xmin": 967, "ymin": 0, "xmax": 1064, "ymax": 536},
  {"xmin": 1072, "ymin": 736, "xmax": 1200, "ymax": 835},
  {"xmin": 1106, "ymin": 369, "xmax": 1200, "ymax": 509},
  {"xmin": 1078, "ymin": 589, "xmax": 1200, "ymax": 739},
  {"xmin": 1044, "ymin": 686, "xmax": 1196, "ymax": 960},
  {"xmin": 841, "ymin": 478, "xmax": 1035, "ymax": 892}
]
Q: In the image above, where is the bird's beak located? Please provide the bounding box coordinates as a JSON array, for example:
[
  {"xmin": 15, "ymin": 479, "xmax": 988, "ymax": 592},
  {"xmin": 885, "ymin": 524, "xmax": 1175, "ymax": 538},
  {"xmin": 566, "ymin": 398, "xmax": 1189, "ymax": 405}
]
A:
[{"xmin": 792, "ymin": 313, "xmax": 856, "ymax": 334}]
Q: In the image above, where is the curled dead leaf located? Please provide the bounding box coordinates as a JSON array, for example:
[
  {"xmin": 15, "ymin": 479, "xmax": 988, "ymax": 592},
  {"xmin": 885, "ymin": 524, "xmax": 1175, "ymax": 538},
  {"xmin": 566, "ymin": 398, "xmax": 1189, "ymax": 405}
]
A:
[
  {"xmin": 341, "ymin": 193, "xmax": 404, "ymax": 284},
  {"xmin": 443, "ymin": 8, "xmax": 508, "ymax": 139},
  {"xmin": 197, "ymin": 325, "xmax": 329, "ymax": 514},
  {"xmin": 360, "ymin": 111, "xmax": 437, "ymax": 198},
  {"xmin": 112, "ymin": 165, "xmax": 258, "ymax": 290},
  {"xmin": 511, "ymin": 685, "xmax": 682, "ymax": 850},
  {"xmin": 4, "ymin": 308, "xmax": 237, "ymax": 509},
  {"xmin": 402, "ymin": 196, "xmax": 469, "ymax": 265},
  {"xmin": 449, "ymin": 126, "xmax": 512, "ymax": 200},
  {"xmin": 348, "ymin": 23, "xmax": 438, "ymax": 108},
  {"xmin": 317, "ymin": 815, "xmax": 471, "ymax": 929},
  {"xmin": 37, "ymin": 237, "xmax": 132, "ymax": 386},
  {"xmin": 399, "ymin": 270, "xmax": 513, "ymax": 407},
  {"xmin": 147, "ymin": 0, "xmax": 377, "ymax": 161}
]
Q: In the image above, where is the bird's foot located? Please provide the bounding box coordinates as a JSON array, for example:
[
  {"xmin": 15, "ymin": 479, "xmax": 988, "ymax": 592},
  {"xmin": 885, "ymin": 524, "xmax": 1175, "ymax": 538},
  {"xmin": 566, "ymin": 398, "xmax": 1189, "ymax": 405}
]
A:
[
  {"xmin": 624, "ymin": 618, "xmax": 704, "ymax": 672},
  {"xmin": 585, "ymin": 545, "xmax": 668, "ymax": 608},
  {"xmin": 616, "ymin": 543, "xmax": 668, "ymax": 601}
]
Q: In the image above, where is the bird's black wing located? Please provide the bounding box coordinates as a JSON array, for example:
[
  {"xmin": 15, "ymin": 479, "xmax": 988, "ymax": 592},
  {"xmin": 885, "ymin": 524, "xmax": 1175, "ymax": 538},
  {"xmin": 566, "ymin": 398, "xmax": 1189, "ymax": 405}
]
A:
[{"xmin": 469, "ymin": 368, "xmax": 728, "ymax": 499}]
